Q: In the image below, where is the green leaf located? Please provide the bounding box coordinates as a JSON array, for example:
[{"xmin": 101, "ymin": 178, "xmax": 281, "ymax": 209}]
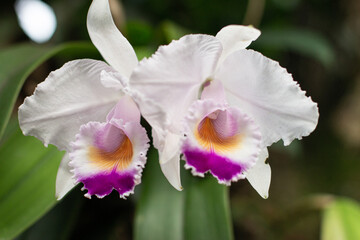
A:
[
  {"xmin": 161, "ymin": 21, "xmax": 190, "ymax": 43},
  {"xmin": 255, "ymin": 28, "xmax": 335, "ymax": 67},
  {"xmin": 134, "ymin": 46, "xmax": 156, "ymax": 61},
  {"xmin": 321, "ymin": 198, "xmax": 360, "ymax": 240},
  {"xmin": 0, "ymin": 123, "xmax": 64, "ymax": 240},
  {"xmin": 0, "ymin": 42, "xmax": 96, "ymax": 139},
  {"xmin": 271, "ymin": 0, "xmax": 301, "ymax": 10},
  {"xmin": 134, "ymin": 149, "xmax": 184, "ymax": 240},
  {"xmin": 16, "ymin": 189, "xmax": 83, "ymax": 240},
  {"xmin": 134, "ymin": 148, "xmax": 234, "ymax": 240},
  {"xmin": 184, "ymin": 177, "xmax": 233, "ymax": 240},
  {"xmin": 126, "ymin": 20, "xmax": 154, "ymax": 46}
]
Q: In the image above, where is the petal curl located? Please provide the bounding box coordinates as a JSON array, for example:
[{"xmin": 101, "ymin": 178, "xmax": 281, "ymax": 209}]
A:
[
  {"xmin": 215, "ymin": 25, "xmax": 260, "ymax": 66},
  {"xmin": 157, "ymin": 131, "xmax": 183, "ymax": 190},
  {"xmin": 100, "ymin": 70, "xmax": 126, "ymax": 90},
  {"xmin": 87, "ymin": 0, "xmax": 138, "ymax": 77},
  {"xmin": 69, "ymin": 119, "xmax": 149, "ymax": 198},
  {"xmin": 217, "ymin": 49, "xmax": 319, "ymax": 147},
  {"xmin": 148, "ymin": 125, "xmax": 183, "ymax": 190},
  {"xmin": 160, "ymin": 154, "xmax": 183, "ymax": 191},
  {"xmin": 246, "ymin": 148, "xmax": 271, "ymax": 199},
  {"xmin": 56, "ymin": 153, "xmax": 78, "ymax": 200},
  {"xmin": 18, "ymin": 59, "xmax": 121, "ymax": 151},
  {"xmin": 182, "ymin": 99, "xmax": 262, "ymax": 184},
  {"xmin": 129, "ymin": 34, "xmax": 223, "ymax": 134}
]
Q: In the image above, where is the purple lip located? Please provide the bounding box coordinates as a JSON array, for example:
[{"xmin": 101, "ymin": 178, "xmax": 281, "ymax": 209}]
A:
[
  {"xmin": 183, "ymin": 146, "xmax": 245, "ymax": 182},
  {"xmin": 79, "ymin": 170, "xmax": 136, "ymax": 198}
]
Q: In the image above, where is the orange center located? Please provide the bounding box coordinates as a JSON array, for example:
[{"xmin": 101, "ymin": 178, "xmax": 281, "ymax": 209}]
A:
[
  {"xmin": 88, "ymin": 136, "xmax": 133, "ymax": 171},
  {"xmin": 195, "ymin": 117, "xmax": 241, "ymax": 152}
]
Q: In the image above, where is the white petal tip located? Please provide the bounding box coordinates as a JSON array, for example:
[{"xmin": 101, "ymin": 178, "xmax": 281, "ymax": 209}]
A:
[
  {"xmin": 84, "ymin": 193, "xmax": 92, "ymax": 199},
  {"xmin": 55, "ymin": 194, "xmax": 62, "ymax": 201},
  {"xmin": 245, "ymin": 149, "xmax": 271, "ymax": 199}
]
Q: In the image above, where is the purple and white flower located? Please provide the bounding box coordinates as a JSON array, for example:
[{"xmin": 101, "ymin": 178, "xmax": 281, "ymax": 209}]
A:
[
  {"xmin": 129, "ymin": 26, "xmax": 319, "ymax": 198},
  {"xmin": 18, "ymin": 0, "xmax": 149, "ymax": 199}
]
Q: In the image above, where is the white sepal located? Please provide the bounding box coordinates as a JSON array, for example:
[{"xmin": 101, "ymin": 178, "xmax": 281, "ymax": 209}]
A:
[
  {"xmin": 55, "ymin": 153, "xmax": 78, "ymax": 200},
  {"xmin": 19, "ymin": 59, "xmax": 121, "ymax": 151},
  {"xmin": 246, "ymin": 148, "xmax": 271, "ymax": 199},
  {"xmin": 215, "ymin": 25, "xmax": 260, "ymax": 66},
  {"xmin": 87, "ymin": 0, "xmax": 138, "ymax": 77}
]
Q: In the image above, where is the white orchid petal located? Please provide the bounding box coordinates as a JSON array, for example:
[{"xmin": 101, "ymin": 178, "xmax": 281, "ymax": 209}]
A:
[
  {"xmin": 128, "ymin": 89, "xmax": 168, "ymax": 148},
  {"xmin": 87, "ymin": 0, "xmax": 138, "ymax": 77},
  {"xmin": 200, "ymin": 79, "xmax": 227, "ymax": 105},
  {"xmin": 216, "ymin": 25, "xmax": 260, "ymax": 66},
  {"xmin": 157, "ymin": 131, "xmax": 182, "ymax": 163},
  {"xmin": 217, "ymin": 49, "xmax": 319, "ymax": 147},
  {"xmin": 155, "ymin": 131, "xmax": 183, "ymax": 190},
  {"xmin": 130, "ymin": 34, "xmax": 223, "ymax": 134},
  {"xmin": 100, "ymin": 70, "xmax": 126, "ymax": 90},
  {"xmin": 19, "ymin": 59, "xmax": 121, "ymax": 151},
  {"xmin": 106, "ymin": 95, "xmax": 140, "ymax": 123},
  {"xmin": 246, "ymin": 148, "xmax": 271, "ymax": 199},
  {"xmin": 160, "ymin": 154, "xmax": 182, "ymax": 191},
  {"xmin": 151, "ymin": 126, "xmax": 163, "ymax": 150},
  {"xmin": 56, "ymin": 153, "xmax": 78, "ymax": 200}
]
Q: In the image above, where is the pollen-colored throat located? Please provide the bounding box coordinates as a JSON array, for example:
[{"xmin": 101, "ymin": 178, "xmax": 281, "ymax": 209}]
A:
[
  {"xmin": 195, "ymin": 117, "xmax": 240, "ymax": 152},
  {"xmin": 88, "ymin": 137, "xmax": 133, "ymax": 171}
]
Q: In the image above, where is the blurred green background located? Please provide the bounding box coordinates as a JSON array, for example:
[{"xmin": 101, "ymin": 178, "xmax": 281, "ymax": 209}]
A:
[{"xmin": 1, "ymin": 0, "xmax": 360, "ymax": 239}]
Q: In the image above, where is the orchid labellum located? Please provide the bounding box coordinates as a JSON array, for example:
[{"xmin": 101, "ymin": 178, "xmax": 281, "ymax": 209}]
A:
[
  {"xmin": 129, "ymin": 26, "xmax": 319, "ymax": 198},
  {"xmin": 18, "ymin": 0, "xmax": 149, "ymax": 199}
]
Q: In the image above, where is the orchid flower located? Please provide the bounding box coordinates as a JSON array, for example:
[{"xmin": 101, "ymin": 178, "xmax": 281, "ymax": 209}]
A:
[
  {"xmin": 18, "ymin": 0, "xmax": 149, "ymax": 199},
  {"xmin": 128, "ymin": 25, "xmax": 319, "ymax": 198}
]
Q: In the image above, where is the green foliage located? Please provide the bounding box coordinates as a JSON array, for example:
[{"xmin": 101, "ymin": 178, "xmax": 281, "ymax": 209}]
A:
[
  {"xmin": 321, "ymin": 198, "xmax": 360, "ymax": 240},
  {"xmin": 255, "ymin": 28, "xmax": 335, "ymax": 67},
  {"xmin": 134, "ymin": 149, "xmax": 184, "ymax": 240},
  {"xmin": 161, "ymin": 21, "xmax": 190, "ymax": 43},
  {"xmin": 16, "ymin": 189, "xmax": 83, "ymax": 240},
  {"xmin": 271, "ymin": 0, "xmax": 301, "ymax": 10},
  {"xmin": 134, "ymin": 148, "xmax": 234, "ymax": 240},
  {"xmin": 134, "ymin": 46, "xmax": 156, "ymax": 61},
  {"xmin": 184, "ymin": 176, "xmax": 233, "ymax": 240},
  {"xmin": 0, "ymin": 122, "xmax": 64, "ymax": 240},
  {"xmin": 127, "ymin": 21, "xmax": 154, "ymax": 46}
]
